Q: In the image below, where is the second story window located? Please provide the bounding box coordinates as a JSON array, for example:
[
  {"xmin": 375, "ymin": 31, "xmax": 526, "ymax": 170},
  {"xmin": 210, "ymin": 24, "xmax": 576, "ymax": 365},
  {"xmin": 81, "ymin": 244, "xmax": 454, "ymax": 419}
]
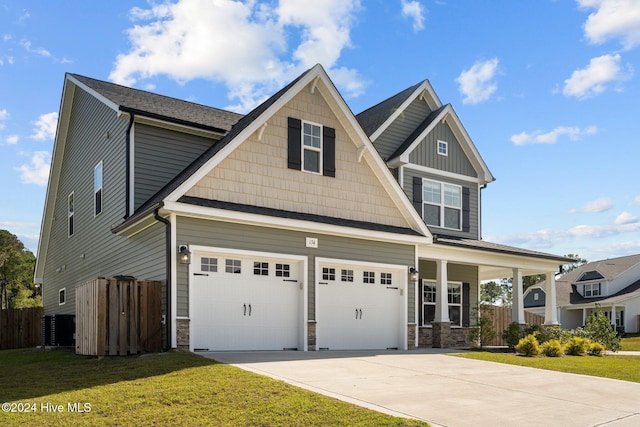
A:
[
  {"xmin": 287, "ymin": 117, "xmax": 335, "ymax": 177},
  {"xmin": 68, "ymin": 192, "xmax": 74, "ymax": 237},
  {"xmin": 437, "ymin": 140, "xmax": 448, "ymax": 156},
  {"xmin": 584, "ymin": 282, "xmax": 601, "ymax": 297},
  {"xmin": 303, "ymin": 121, "xmax": 322, "ymax": 173},
  {"xmin": 94, "ymin": 161, "xmax": 103, "ymax": 216},
  {"xmin": 423, "ymin": 179, "xmax": 462, "ymax": 230}
]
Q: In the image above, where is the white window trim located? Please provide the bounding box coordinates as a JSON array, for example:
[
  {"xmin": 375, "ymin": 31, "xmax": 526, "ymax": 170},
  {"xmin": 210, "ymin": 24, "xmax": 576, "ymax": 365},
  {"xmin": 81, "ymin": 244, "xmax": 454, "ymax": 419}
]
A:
[
  {"xmin": 422, "ymin": 178, "xmax": 463, "ymax": 231},
  {"xmin": 94, "ymin": 161, "xmax": 103, "ymax": 217},
  {"xmin": 68, "ymin": 192, "xmax": 74, "ymax": 237},
  {"xmin": 437, "ymin": 140, "xmax": 448, "ymax": 156},
  {"xmin": 301, "ymin": 120, "xmax": 322, "ymax": 175},
  {"xmin": 59, "ymin": 288, "xmax": 66, "ymax": 305},
  {"xmin": 583, "ymin": 282, "xmax": 602, "ymax": 298},
  {"xmin": 422, "ymin": 280, "xmax": 463, "ymax": 327}
]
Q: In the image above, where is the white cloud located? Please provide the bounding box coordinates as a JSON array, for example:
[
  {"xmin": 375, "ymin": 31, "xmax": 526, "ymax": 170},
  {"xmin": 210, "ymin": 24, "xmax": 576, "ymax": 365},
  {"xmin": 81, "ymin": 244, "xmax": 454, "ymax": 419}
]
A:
[
  {"xmin": 30, "ymin": 112, "xmax": 58, "ymax": 141},
  {"xmin": 632, "ymin": 196, "xmax": 640, "ymax": 205},
  {"xmin": 455, "ymin": 58, "xmax": 499, "ymax": 105},
  {"xmin": 578, "ymin": 0, "xmax": 640, "ymax": 50},
  {"xmin": 511, "ymin": 125, "xmax": 597, "ymax": 145},
  {"xmin": 21, "ymin": 39, "xmax": 51, "ymax": 57},
  {"xmin": 0, "ymin": 109, "xmax": 7, "ymax": 120},
  {"xmin": 110, "ymin": 0, "xmax": 364, "ymax": 112},
  {"xmin": 562, "ymin": 53, "xmax": 633, "ymax": 99},
  {"xmin": 5, "ymin": 135, "xmax": 18, "ymax": 145},
  {"xmin": 569, "ymin": 197, "xmax": 613, "ymax": 213},
  {"xmin": 400, "ymin": 0, "xmax": 425, "ymax": 32},
  {"xmin": 615, "ymin": 211, "xmax": 639, "ymax": 225},
  {"xmin": 15, "ymin": 151, "xmax": 50, "ymax": 186}
]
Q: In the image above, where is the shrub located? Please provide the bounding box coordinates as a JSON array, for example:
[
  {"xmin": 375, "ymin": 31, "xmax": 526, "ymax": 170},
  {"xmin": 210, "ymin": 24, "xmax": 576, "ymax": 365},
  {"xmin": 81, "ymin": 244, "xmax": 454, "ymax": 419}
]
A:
[
  {"xmin": 516, "ymin": 334, "xmax": 540, "ymax": 357},
  {"xmin": 468, "ymin": 304, "xmax": 497, "ymax": 349},
  {"xmin": 565, "ymin": 337, "xmax": 590, "ymax": 356},
  {"xmin": 584, "ymin": 309, "xmax": 621, "ymax": 352},
  {"xmin": 524, "ymin": 324, "xmax": 541, "ymax": 337},
  {"xmin": 537, "ymin": 325, "xmax": 571, "ymax": 344},
  {"xmin": 502, "ymin": 322, "xmax": 522, "ymax": 351},
  {"xmin": 541, "ymin": 339, "xmax": 563, "ymax": 357},
  {"xmin": 588, "ymin": 341, "xmax": 606, "ymax": 356}
]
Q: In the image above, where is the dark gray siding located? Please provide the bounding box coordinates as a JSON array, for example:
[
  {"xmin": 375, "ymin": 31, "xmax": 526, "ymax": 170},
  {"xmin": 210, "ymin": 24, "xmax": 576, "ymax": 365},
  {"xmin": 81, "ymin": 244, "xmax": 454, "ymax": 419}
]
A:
[
  {"xmin": 404, "ymin": 168, "xmax": 480, "ymax": 239},
  {"xmin": 408, "ymin": 121, "xmax": 478, "ymax": 178},
  {"xmin": 42, "ymin": 88, "xmax": 166, "ymax": 316},
  {"xmin": 372, "ymin": 98, "xmax": 432, "ymax": 161},
  {"xmin": 524, "ymin": 288, "xmax": 546, "ymax": 308},
  {"xmin": 134, "ymin": 124, "xmax": 215, "ymax": 210},
  {"xmin": 176, "ymin": 216, "xmax": 416, "ymax": 321},
  {"xmin": 418, "ymin": 260, "xmax": 479, "ymax": 325}
]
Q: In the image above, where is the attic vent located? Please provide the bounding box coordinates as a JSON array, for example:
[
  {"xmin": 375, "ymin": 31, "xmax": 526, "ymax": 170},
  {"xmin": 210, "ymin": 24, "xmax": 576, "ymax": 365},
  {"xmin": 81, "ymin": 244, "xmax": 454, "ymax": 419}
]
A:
[{"xmin": 576, "ymin": 271, "xmax": 604, "ymax": 282}]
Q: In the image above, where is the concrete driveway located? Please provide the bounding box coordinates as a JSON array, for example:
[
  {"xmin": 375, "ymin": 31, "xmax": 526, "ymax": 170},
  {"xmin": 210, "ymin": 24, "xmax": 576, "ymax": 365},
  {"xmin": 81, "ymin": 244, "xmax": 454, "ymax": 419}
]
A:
[{"xmin": 201, "ymin": 349, "xmax": 640, "ymax": 427}]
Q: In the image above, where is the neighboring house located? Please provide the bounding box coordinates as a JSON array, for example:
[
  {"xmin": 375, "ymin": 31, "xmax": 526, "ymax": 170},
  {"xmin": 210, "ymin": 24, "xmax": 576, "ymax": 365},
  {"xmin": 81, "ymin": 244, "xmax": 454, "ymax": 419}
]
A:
[
  {"xmin": 524, "ymin": 254, "xmax": 640, "ymax": 333},
  {"xmin": 35, "ymin": 64, "xmax": 570, "ymax": 352}
]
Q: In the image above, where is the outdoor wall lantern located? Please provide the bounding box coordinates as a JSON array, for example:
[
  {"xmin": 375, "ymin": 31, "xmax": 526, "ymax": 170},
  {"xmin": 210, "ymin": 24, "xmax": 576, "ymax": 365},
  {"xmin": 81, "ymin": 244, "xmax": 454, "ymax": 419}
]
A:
[
  {"xmin": 409, "ymin": 267, "xmax": 419, "ymax": 282},
  {"xmin": 178, "ymin": 245, "xmax": 191, "ymax": 265}
]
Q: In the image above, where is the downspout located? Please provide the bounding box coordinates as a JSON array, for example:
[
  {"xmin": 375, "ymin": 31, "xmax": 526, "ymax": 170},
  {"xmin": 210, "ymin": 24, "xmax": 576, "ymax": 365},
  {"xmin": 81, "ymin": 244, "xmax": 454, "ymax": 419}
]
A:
[
  {"xmin": 124, "ymin": 113, "xmax": 135, "ymax": 219},
  {"xmin": 154, "ymin": 206, "xmax": 172, "ymax": 352}
]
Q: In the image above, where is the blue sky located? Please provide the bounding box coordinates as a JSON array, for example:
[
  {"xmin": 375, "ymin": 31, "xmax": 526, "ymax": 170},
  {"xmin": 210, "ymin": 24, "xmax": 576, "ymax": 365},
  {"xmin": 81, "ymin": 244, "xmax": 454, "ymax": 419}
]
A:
[{"xmin": 1, "ymin": 0, "xmax": 639, "ymax": 263}]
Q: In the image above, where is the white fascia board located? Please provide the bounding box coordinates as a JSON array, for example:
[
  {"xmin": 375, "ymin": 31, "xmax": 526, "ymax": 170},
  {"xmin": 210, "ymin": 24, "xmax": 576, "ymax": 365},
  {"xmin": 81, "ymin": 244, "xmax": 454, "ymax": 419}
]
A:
[
  {"xmin": 66, "ymin": 74, "xmax": 121, "ymax": 114},
  {"xmin": 419, "ymin": 244, "xmax": 563, "ymax": 277},
  {"xmin": 35, "ymin": 78, "xmax": 76, "ymax": 281},
  {"xmin": 402, "ymin": 163, "xmax": 481, "ymax": 184},
  {"xmin": 369, "ymin": 80, "xmax": 441, "ymax": 143},
  {"xmin": 162, "ymin": 201, "xmax": 432, "ymax": 246}
]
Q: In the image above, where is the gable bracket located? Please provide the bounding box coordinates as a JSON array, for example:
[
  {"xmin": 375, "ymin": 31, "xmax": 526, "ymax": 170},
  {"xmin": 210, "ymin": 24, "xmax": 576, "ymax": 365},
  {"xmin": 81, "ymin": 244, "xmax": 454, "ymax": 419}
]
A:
[
  {"xmin": 357, "ymin": 144, "xmax": 366, "ymax": 162},
  {"xmin": 310, "ymin": 76, "xmax": 320, "ymax": 94},
  {"xmin": 419, "ymin": 90, "xmax": 429, "ymax": 104},
  {"xmin": 257, "ymin": 122, "xmax": 268, "ymax": 142}
]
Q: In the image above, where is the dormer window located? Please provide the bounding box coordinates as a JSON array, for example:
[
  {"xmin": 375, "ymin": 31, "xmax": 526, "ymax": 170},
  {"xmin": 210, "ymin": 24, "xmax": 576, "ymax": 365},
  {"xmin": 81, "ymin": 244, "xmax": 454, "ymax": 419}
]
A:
[
  {"xmin": 437, "ymin": 140, "xmax": 448, "ymax": 156},
  {"xmin": 583, "ymin": 282, "xmax": 602, "ymax": 297}
]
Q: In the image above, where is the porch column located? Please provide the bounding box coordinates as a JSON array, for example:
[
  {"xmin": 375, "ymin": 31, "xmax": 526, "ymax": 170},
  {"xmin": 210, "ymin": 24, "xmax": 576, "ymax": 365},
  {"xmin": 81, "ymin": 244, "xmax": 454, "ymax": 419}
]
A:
[
  {"xmin": 611, "ymin": 305, "xmax": 617, "ymax": 329},
  {"xmin": 512, "ymin": 268, "xmax": 525, "ymax": 324},
  {"xmin": 544, "ymin": 271, "xmax": 558, "ymax": 325},
  {"xmin": 582, "ymin": 308, "xmax": 587, "ymax": 326},
  {"xmin": 434, "ymin": 259, "xmax": 449, "ymax": 322}
]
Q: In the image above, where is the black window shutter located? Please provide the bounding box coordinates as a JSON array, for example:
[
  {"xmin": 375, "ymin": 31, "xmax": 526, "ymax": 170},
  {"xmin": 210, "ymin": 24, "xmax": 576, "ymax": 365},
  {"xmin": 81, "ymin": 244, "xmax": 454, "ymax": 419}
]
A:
[
  {"xmin": 287, "ymin": 117, "xmax": 302, "ymax": 170},
  {"xmin": 413, "ymin": 176, "xmax": 423, "ymax": 216},
  {"xmin": 322, "ymin": 126, "xmax": 336, "ymax": 177},
  {"xmin": 418, "ymin": 279, "xmax": 423, "ymax": 326},
  {"xmin": 462, "ymin": 283, "xmax": 470, "ymax": 327},
  {"xmin": 462, "ymin": 187, "xmax": 471, "ymax": 232}
]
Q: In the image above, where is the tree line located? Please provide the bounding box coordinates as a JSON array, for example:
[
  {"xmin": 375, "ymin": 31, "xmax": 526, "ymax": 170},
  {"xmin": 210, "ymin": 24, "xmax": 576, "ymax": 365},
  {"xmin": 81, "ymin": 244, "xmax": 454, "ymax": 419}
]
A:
[{"xmin": 0, "ymin": 229, "xmax": 41, "ymax": 309}]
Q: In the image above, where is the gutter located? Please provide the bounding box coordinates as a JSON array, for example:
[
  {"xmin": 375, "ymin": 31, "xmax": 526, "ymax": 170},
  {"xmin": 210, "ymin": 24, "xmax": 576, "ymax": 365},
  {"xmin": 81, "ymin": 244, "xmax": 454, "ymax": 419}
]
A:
[
  {"xmin": 119, "ymin": 106, "xmax": 228, "ymax": 135},
  {"xmin": 125, "ymin": 113, "xmax": 135, "ymax": 219},
  {"xmin": 153, "ymin": 205, "xmax": 172, "ymax": 352}
]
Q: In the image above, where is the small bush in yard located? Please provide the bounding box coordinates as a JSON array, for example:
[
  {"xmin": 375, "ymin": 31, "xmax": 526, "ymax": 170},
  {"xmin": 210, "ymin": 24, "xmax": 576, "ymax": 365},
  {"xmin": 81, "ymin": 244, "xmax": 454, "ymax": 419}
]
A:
[
  {"xmin": 584, "ymin": 309, "xmax": 621, "ymax": 352},
  {"xmin": 516, "ymin": 333, "xmax": 540, "ymax": 357},
  {"xmin": 588, "ymin": 341, "xmax": 606, "ymax": 356},
  {"xmin": 538, "ymin": 325, "xmax": 571, "ymax": 344},
  {"xmin": 565, "ymin": 337, "xmax": 590, "ymax": 356},
  {"xmin": 541, "ymin": 339, "xmax": 564, "ymax": 357},
  {"xmin": 502, "ymin": 322, "xmax": 522, "ymax": 351}
]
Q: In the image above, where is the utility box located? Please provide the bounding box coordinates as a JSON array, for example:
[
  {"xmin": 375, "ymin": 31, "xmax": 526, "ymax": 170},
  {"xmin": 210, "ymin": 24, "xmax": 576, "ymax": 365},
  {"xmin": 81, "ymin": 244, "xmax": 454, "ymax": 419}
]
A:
[
  {"xmin": 75, "ymin": 278, "xmax": 162, "ymax": 356},
  {"xmin": 42, "ymin": 314, "xmax": 75, "ymax": 347}
]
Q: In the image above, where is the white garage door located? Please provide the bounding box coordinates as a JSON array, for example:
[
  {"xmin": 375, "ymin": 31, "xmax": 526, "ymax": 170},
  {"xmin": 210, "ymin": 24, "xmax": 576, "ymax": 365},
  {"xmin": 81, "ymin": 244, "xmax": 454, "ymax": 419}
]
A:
[
  {"xmin": 190, "ymin": 249, "xmax": 303, "ymax": 351},
  {"xmin": 316, "ymin": 260, "xmax": 405, "ymax": 350}
]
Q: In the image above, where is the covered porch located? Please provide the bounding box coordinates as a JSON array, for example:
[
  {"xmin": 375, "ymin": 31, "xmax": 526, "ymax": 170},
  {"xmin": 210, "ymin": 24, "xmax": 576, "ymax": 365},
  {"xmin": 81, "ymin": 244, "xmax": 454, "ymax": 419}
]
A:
[
  {"xmin": 416, "ymin": 237, "xmax": 572, "ymax": 348},
  {"xmin": 563, "ymin": 303, "xmax": 627, "ymax": 334}
]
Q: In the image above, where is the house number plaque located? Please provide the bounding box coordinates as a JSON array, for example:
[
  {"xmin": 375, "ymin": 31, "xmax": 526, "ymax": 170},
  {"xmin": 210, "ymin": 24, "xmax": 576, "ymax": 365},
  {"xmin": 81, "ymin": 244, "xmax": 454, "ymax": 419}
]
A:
[{"xmin": 305, "ymin": 237, "xmax": 318, "ymax": 248}]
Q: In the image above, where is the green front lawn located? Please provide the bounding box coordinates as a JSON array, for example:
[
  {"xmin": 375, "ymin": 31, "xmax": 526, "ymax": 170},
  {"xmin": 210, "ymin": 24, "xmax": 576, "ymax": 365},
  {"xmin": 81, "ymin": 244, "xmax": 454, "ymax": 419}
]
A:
[
  {"xmin": 455, "ymin": 351, "xmax": 640, "ymax": 383},
  {"xmin": 0, "ymin": 349, "xmax": 426, "ymax": 426},
  {"xmin": 621, "ymin": 334, "xmax": 640, "ymax": 351}
]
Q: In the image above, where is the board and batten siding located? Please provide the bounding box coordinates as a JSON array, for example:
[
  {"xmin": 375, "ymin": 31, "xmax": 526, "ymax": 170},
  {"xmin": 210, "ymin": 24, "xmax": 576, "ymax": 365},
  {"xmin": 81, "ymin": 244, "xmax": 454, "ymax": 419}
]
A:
[
  {"xmin": 403, "ymin": 168, "xmax": 480, "ymax": 239},
  {"xmin": 408, "ymin": 121, "xmax": 478, "ymax": 178},
  {"xmin": 175, "ymin": 216, "xmax": 416, "ymax": 322},
  {"xmin": 42, "ymin": 87, "xmax": 166, "ymax": 315},
  {"xmin": 371, "ymin": 97, "xmax": 433, "ymax": 160},
  {"xmin": 185, "ymin": 86, "xmax": 412, "ymax": 230},
  {"xmin": 133, "ymin": 123, "xmax": 216, "ymax": 210}
]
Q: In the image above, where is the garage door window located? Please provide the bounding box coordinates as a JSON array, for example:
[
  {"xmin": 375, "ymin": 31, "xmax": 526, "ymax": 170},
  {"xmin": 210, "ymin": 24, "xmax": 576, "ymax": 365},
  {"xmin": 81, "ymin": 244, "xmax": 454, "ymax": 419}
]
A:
[
  {"xmin": 201, "ymin": 257, "xmax": 218, "ymax": 272},
  {"xmin": 225, "ymin": 259, "xmax": 241, "ymax": 274},
  {"xmin": 254, "ymin": 262, "xmax": 268, "ymax": 276},
  {"xmin": 341, "ymin": 269, "xmax": 354, "ymax": 282},
  {"xmin": 363, "ymin": 271, "xmax": 375, "ymax": 284},
  {"xmin": 276, "ymin": 264, "xmax": 291, "ymax": 277},
  {"xmin": 322, "ymin": 267, "xmax": 336, "ymax": 281},
  {"xmin": 381, "ymin": 272, "xmax": 392, "ymax": 285}
]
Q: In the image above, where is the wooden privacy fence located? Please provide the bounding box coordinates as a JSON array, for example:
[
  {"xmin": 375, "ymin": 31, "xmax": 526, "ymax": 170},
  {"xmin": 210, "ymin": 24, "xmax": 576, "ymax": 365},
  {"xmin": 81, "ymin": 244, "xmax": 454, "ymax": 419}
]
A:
[
  {"xmin": 76, "ymin": 278, "xmax": 162, "ymax": 356},
  {"xmin": 484, "ymin": 305, "xmax": 545, "ymax": 346},
  {"xmin": 0, "ymin": 307, "xmax": 43, "ymax": 350}
]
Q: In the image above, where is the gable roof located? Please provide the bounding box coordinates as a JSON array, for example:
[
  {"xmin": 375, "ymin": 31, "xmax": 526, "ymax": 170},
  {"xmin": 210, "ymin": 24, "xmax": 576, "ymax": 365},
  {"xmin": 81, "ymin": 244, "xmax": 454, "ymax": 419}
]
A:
[
  {"xmin": 558, "ymin": 254, "xmax": 640, "ymax": 284},
  {"xmin": 68, "ymin": 74, "xmax": 243, "ymax": 133},
  {"xmin": 115, "ymin": 64, "xmax": 433, "ymax": 242},
  {"xmin": 563, "ymin": 279, "xmax": 640, "ymax": 307}
]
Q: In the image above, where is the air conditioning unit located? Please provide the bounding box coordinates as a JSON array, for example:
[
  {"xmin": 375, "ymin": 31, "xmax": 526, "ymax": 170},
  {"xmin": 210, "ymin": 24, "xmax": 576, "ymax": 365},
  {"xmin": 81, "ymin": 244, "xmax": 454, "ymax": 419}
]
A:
[{"xmin": 42, "ymin": 314, "xmax": 76, "ymax": 346}]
